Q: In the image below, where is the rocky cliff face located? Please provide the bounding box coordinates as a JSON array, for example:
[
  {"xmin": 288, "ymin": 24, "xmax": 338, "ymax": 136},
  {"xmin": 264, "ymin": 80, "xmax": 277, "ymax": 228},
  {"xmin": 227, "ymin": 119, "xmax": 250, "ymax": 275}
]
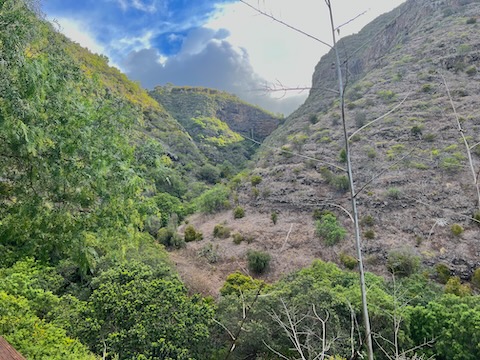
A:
[{"xmin": 245, "ymin": 0, "xmax": 480, "ymax": 278}]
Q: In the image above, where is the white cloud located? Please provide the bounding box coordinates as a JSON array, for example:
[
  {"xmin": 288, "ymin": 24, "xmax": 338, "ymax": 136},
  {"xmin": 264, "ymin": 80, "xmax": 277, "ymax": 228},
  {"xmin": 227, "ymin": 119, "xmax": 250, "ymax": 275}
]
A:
[
  {"xmin": 114, "ymin": 0, "xmax": 157, "ymax": 13},
  {"xmin": 207, "ymin": 0, "xmax": 406, "ymax": 96},
  {"xmin": 53, "ymin": 17, "xmax": 106, "ymax": 55}
]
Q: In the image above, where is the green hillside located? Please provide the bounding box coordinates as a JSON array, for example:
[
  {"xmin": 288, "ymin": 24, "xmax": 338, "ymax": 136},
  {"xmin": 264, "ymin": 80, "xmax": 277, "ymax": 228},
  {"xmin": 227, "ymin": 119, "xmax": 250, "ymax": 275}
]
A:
[{"xmin": 150, "ymin": 85, "xmax": 282, "ymax": 172}]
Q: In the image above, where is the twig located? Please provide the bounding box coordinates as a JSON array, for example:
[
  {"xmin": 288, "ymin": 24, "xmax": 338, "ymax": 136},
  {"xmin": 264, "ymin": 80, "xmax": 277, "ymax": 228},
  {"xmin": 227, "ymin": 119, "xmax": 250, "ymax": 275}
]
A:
[
  {"xmin": 354, "ymin": 148, "xmax": 416, "ymax": 198},
  {"xmin": 239, "ymin": 0, "xmax": 332, "ymax": 49},
  {"xmin": 440, "ymin": 72, "xmax": 480, "ymax": 209},
  {"xmin": 348, "ymin": 92, "xmax": 411, "ymax": 141},
  {"xmin": 280, "ymin": 224, "xmax": 294, "ymax": 252},
  {"xmin": 242, "ymin": 133, "xmax": 346, "ymax": 171}
]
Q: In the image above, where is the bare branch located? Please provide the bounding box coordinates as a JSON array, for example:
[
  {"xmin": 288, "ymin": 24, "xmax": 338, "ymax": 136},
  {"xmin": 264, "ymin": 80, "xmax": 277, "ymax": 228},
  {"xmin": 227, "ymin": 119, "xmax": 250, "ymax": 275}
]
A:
[
  {"xmin": 280, "ymin": 224, "xmax": 294, "ymax": 252},
  {"xmin": 354, "ymin": 148, "xmax": 417, "ymax": 198},
  {"xmin": 348, "ymin": 92, "xmax": 411, "ymax": 141},
  {"xmin": 334, "ymin": 10, "xmax": 368, "ymax": 32},
  {"xmin": 440, "ymin": 72, "xmax": 480, "ymax": 209},
  {"xmin": 242, "ymin": 133, "xmax": 346, "ymax": 172},
  {"xmin": 239, "ymin": 0, "xmax": 332, "ymax": 49},
  {"xmin": 212, "ymin": 318, "xmax": 236, "ymax": 341}
]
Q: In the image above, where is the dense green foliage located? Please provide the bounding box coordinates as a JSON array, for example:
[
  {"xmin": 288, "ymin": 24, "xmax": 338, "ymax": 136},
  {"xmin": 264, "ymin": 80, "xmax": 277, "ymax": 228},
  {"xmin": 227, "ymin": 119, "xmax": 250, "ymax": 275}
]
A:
[
  {"xmin": 74, "ymin": 261, "xmax": 214, "ymax": 359},
  {"xmin": 315, "ymin": 213, "xmax": 347, "ymax": 246},
  {"xmin": 247, "ymin": 250, "xmax": 271, "ymax": 274}
]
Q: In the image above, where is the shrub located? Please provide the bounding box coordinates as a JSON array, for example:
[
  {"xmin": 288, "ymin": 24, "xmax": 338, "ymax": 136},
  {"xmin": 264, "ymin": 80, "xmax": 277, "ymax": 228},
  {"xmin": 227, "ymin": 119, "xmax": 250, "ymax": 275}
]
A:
[
  {"xmin": 232, "ymin": 233, "xmax": 244, "ymax": 245},
  {"xmin": 387, "ymin": 187, "xmax": 401, "ymax": 199},
  {"xmin": 363, "ymin": 229, "xmax": 375, "ymax": 239},
  {"xmin": 250, "ymin": 175, "xmax": 262, "ymax": 187},
  {"xmin": 309, "ymin": 114, "xmax": 318, "ymax": 124},
  {"xmin": 377, "ymin": 89, "xmax": 396, "ymax": 101},
  {"xmin": 339, "ymin": 253, "xmax": 357, "ymax": 270},
  {"xmin": 332, "ymin": 175, "xmax": 349, "ymax": 192},
  {"xmin": 355, "ymin": 112, "xmax": 367, "ymax": 128},
  {"xmin": 441, "ymin": 157, "xmax": 462, "ymax": 172},
  {"xmin": 361, "ymin": 215, "xmax": 375, "ymax": 227},
  {"xmin": 198, "ymin": 243, "xmax": 219, "ymax": 263},
  {"xmin": 315, "ymin": 213, "xmax": 347, "ymax": 246},
  {"xmin": 473, "ymin": 212, "xmax": 480, "ymax": 224},
  {"xmin": 386, "ymin": 248, "xmax": 420, "ymax": 277},
  {"xmin": 471, "ymin": 268, "xmax": 480, "ymax": 288},
  {"xmin": 157, "ymin": 228, "xmax": 184, "ymax": 248},
  {"xmin": 466, "ymin": 17, "xmax": 477, "ymax": 24},
  {"xmin": 195, "ymin": 185, "xmax": 231, "ymax": 214},
  {"xmin": 271, "ymin": 211, "xmax": 278, "ymax": 225},
  {"xmin": 184, "ymin": 225, "xmax": 203, "ymax": 242},
  {"xmin": 338, "ymin": 148, "xmax": 347, "ymax": 163},
  {"xmin": 247, "ymin": 250, "xmax": 271, "ymax": 274},
  {"xmin": 411, "ymin": 125, "xmax": 423, "ymax": 136},
  {"xmin": 220, "ymin": 271, "xmax": 264, "ymax": 296},
  {"xmin": 213, "ymin": 224, "xmax": 231, "ymax": 239},
  {"xmin": 451, "ymin": 223, "xmax": 464, "ymax": 236},
  {"xmin": 466, "ymin": 65, "xmax": 477, "ymax": 76},
  {"xmin": 366, "ymin": 147, "xmax": 377, "ymax": 159},
  {"xmin": 233, "ymin": 206, "xmax": 245, "ymax": 219},
  {"xmin": 423, "ymin": 133, "xmax": 436, "ymax": 142},
  {"xmin": 435, "ymin": 263, "xmax": 451, "ymax": 284},
  {"xmin": 421, "ymin": 84, "xmax": 432, "ymax": 93},
  {"xmin": 445, "ymin": 276, "xmax": 472, "ymax": 296}
]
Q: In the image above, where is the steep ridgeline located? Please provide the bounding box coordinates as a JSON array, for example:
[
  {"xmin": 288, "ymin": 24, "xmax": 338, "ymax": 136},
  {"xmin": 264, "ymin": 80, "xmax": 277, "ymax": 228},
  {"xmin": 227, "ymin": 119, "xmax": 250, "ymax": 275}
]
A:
[
  {"xmin": 150, "ymin": 85, "xmax": 283, "ymax": 170},
  {"xmin": 250, "ymin": 0, "xmax": 480, "ymax": 278}
]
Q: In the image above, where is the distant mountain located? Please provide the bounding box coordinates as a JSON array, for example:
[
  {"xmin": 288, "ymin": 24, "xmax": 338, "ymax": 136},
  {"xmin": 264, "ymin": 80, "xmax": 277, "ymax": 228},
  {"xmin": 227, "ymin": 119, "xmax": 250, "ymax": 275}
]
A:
[{"xmin": 150, "ymin": 85, "xmax": 283, "ymax": 170}]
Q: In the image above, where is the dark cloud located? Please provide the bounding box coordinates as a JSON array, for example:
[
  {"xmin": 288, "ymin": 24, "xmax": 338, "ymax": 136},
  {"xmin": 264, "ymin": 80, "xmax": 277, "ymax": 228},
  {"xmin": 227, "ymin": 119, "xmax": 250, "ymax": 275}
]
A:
[{"xmin": 123, "ymin": 29, "xmax": 305, "ymax": 115}]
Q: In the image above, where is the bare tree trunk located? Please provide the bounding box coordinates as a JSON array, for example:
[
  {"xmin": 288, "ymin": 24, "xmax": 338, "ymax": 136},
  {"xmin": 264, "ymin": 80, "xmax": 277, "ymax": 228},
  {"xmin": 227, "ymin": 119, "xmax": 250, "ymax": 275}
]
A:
[{"xmin": 325, "ymin": 2, "xmax": 374, "ymax": 359}]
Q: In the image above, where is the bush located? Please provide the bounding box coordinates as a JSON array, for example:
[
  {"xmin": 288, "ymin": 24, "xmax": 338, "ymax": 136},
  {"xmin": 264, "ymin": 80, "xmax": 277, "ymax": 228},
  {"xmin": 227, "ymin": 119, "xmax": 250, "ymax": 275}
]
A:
[
  {"xmin": 338, "ymin": 148, "xmax": 347, "ymax": 163},
  {"xmin": 233, "ymin": 206, "xmax": 245, "ymax": 219},
  {"xmin": 466, "ymin": 17, "xmax": 477, "ymax": 24},
  {"xmin": 195, "ymin": 185, "xmax": 231, "ymax": 214},
  {"xmin": 198, "ymin": 243, "xmax": 219, "ymax": 263},
  {"xmin": 247, "ymin": 250, "xmax": 271, "ymax": 274},
  {"xmin": 386, "ymin": 248, "xmax": 420, "ymax": 277},
  {"xmin": 361, "ymin": 215, "xmax": 375, "ymax": 227},
  {"xmin": 451, "ymin": 223, "xmax": 464, "ymax": 237},
  {"xmin": 220, "ymin": 271, "xmax": 264, "ymax": 296},
  {"xmin": 471, "ymin": 268, "xmax": 480, "ymax": 288},
  {"xmin": 411, "ymin": 125, "xmax": 423, "ymax": 136},
  {"xmin": 309, "ymin": 114, "xmax": 318, "ymax": 124},
  {"xmin": 157, "ymin": 228, "xmax": 184, "ymax": 248},
  {"xmin": 355, "ymin": 112, "xmax": 367, "ymax": 128},
  {"xmin": 387, "ymin": 187, "xmax": 401, "ymax": 199},
  {"xmin": 232, "ymin": 233, "xmax": 244, "ymax": 245},
  {"xmin": 213, "ymin": 224, "xmax": 231, "ymax": 239},
  {"xmin": 363, "ymin": 229, "xmax": 375, "ymax": 239},
  {"xmin": 315, "ymin": 213, "xmax": 347, "ymax": 246},
  {"xmin": 466, "ymin": 65, "xmax": 477, "ymax": 76},
  {"xmin": 435, "ymin": 263, "xmax": 451, "ymax": 284},
  {"xmin": 184, "ymin": 225, "xmax": 203, "ymax": 242},
  {"xmin": 445, "ymin": 276, "xmax": 472, "ymax": 296},
  {"xmin": 250, "ymin": 175, "xmax": 262, "ymax": 187},
  {"xmin": 271, "ymin": 211, "xmax": 278, "ymax": 225},
  {"xmin": 339, "ymin": 253, "xmax": 357, "ymax": 270}
]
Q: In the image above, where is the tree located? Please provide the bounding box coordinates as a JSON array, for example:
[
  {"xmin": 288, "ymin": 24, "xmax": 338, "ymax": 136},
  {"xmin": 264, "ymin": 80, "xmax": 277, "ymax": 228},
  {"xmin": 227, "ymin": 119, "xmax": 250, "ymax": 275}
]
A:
[{"xmin": 75, "ymin": 261, "xmax": 215, "ymax": 359}]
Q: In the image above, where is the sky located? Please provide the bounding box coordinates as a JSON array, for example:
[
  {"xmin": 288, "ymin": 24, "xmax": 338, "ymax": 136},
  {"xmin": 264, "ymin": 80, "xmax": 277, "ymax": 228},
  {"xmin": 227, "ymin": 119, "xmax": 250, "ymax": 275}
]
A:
[{"xmin": 42, "ymin": 0, "xmax": 406, "ymax": 115}]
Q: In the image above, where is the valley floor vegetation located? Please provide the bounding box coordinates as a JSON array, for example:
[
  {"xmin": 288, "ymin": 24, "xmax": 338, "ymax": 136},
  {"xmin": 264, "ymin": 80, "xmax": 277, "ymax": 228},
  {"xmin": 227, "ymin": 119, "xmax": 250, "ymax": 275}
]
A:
[{"xmin": 2, "ymin": 0, "xmax": 480, "ymax": 359}]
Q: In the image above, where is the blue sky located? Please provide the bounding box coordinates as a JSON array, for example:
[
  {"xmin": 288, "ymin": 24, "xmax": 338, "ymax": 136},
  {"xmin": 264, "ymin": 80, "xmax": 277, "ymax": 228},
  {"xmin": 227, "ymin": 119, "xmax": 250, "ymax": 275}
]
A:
[{"xmin": 43, "ymin": 0, "xmax": 406, "ymax": 115}]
